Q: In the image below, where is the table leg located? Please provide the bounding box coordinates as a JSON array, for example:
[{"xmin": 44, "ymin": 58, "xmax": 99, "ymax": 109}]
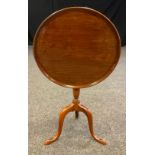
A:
[
  {"xmin": 44, "ymin": 103, "xmax": 75, "ymax": 145},
  {"xmin": 78, "ymin": 104, "xmax": 107, "ymax": 145},
  {"xmin": 44, "ymin": 101, "xmax": 107, "ymax": 145},
  {"xmin": 75, "ymin": 111, "xmax": 79, "ymax": 119}
]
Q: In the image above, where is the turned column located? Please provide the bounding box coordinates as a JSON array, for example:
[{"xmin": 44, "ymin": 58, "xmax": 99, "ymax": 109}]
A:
[{"xmin": 73, "ymin": 88, "xmax": 80, "ymax": 118}]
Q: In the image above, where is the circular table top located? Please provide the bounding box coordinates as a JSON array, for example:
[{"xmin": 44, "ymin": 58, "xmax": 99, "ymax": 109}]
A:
[{"xmin": 33, "ymin": 7, "xmax": 121, "ymax": 88}]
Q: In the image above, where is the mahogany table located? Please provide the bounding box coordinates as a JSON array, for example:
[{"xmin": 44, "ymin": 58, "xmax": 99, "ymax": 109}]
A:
[{"xmin": 33, "ymin": 7, "xmax": 121, "ymax": 145}]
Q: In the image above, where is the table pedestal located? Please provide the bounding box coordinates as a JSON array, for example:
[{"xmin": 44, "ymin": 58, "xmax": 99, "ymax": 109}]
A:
[{"xmin": 44, "ymin": 88, "xmax": 107, "ymax": 145}]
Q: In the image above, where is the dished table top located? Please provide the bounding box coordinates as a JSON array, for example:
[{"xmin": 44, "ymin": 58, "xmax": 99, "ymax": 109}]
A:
[{"xmin": 33, "ymin": 7, "xmax": 121, "ymax": 88}]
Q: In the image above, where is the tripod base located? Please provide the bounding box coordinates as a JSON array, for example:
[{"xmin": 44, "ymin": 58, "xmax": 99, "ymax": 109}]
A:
[{"xmin": 44, "ymin": 101, "xmax": 107, "ymax": 145}]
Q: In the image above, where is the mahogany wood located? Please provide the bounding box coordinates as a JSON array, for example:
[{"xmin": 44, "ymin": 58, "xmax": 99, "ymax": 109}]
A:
[
  {"xmin": 33, "ymin": 7, "xmax": 121, "ymax": 145},
  {"xmin": 44, "ymin": 88, "xmax": 107, "ymax": 145},
  {"xmin": 33, "ymin": 7, "xmax": 121, "ymax": 88},
  {"xmin": 75, "ymin": 111, "xmax": 79, "ymax": 119}
]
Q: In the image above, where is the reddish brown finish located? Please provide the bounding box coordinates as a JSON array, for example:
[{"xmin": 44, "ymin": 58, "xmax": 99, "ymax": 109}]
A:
[
  {"xmin": 33, "ymin": 7, "xmax": 121, "ymax": 146},
  {"xmin": 33, "ymin": 7, "xmax": 121, "ymax": 88},
  {"xmin": 44, "ymin": 88, "xmax": 107, "ymax": 145}
]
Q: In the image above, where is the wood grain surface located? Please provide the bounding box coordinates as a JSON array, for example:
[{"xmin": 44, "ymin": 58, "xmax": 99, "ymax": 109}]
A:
[{"xmin": 33, "ymin": 7, "xmax": 121, "ymax": 88}]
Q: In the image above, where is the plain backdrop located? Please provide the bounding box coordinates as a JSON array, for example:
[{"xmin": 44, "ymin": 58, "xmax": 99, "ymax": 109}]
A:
[{"xmin": 28, "ymin": 0, "xmax": 126, "ymax": 46}]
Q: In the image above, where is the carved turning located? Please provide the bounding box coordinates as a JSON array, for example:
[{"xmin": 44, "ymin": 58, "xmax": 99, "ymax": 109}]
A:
[{"xmin": 44, "ymin": 88, "xmax": 107, "ymax": 145}]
